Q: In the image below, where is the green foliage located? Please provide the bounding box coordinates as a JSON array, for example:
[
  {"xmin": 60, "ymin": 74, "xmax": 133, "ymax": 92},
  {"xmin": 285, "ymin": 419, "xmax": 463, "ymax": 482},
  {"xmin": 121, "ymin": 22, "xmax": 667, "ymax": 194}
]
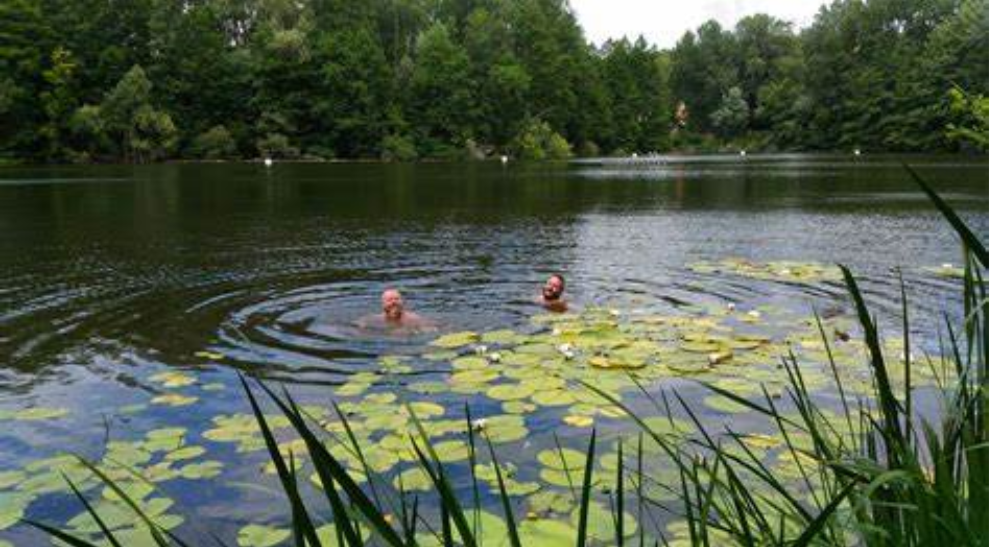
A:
[
  {"xmin": 191, "ymin": 125, "xmax": 237, "ymax": 160},
  {"xmin": 711, "ymin": 87, "xmax": 749, "ymax": 138},
  {"xmin": 99, "ymin": 66, "xmax": 177, "ymax": 162},
  {"xmin": 0, "ymin": 0, "xmax": 985, "ymax": 161},
  {"xmin": 256, "ymin": 133, "xmax": 300, "ymax": 160},
  {"xmin": 380, "ymin": 133, "xmax": 418, "ymax": 162},
  {"xmin": 946, "ymin": 87, "xmax": 989, "ymax": 151},
  {"xmin": 511, "ymin": 119, "xmax": 572, "ymax": 161}
]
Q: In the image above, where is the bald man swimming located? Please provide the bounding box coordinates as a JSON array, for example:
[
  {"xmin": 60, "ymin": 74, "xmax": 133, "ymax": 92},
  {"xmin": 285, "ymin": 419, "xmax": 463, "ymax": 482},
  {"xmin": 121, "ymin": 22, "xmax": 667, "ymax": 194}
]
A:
[{"xmin": 358, "ymin": 288, "xmax": 437, "ymax": 331}]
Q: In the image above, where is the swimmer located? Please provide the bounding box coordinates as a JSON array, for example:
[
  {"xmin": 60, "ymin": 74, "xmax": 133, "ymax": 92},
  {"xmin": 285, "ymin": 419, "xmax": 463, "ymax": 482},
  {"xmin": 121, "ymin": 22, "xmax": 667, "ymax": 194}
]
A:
[
  {"xmin": 539, "ymin": 273, "xmax": 568, "ymax": 312},
  {"xmin": 358, "ymin": 288, "xmax": 437, "ymax": 332}
]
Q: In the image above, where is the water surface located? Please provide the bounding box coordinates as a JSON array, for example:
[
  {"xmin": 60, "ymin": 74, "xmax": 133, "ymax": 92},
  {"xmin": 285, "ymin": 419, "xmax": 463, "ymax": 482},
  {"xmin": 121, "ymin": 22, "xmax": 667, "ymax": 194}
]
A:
[{"xmin": 0, "ymin": 155, "xmax": 986, "ymax": 544}]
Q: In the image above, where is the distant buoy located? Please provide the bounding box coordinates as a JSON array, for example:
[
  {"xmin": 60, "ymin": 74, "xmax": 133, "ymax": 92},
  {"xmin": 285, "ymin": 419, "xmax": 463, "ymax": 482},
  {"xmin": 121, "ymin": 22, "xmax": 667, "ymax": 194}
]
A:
[
  {"xmin": 740, "ymin": 150, "xmax": 747, "ymax": 157},
  {"xmin": 942, "ymin": 263, "xmax": 953, "ymax": 269},
  {"xmin": 500, "ymin": 155, "xmax": 508, "ymax": 165},
  {"xmin": 854, "ymin": 149, "xmax": 862, "ymax": 156},
  {"xmin": 264, "ymin": 157, "xmax": 273, "ymax": 168},
  {"xmin": 631, "ymin": 153, "xmax": 638, "ymax": 159}
]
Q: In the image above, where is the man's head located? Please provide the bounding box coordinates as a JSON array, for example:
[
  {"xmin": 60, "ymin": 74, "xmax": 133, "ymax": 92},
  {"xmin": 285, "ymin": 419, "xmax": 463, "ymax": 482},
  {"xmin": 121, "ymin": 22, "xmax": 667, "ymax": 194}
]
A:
[
  {"xmin": 542, "ymin": 274, "xmax": 566, "ymax": 302},
  {"xmin": 381, "ymin": 289, "xmax": 405, "ymax": 321}
]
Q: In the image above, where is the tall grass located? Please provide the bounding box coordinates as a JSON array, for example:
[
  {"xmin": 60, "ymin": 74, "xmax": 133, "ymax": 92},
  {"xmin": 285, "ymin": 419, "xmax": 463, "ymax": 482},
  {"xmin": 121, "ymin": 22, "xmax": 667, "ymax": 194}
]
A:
[{"xmin": 27, "ymin": 167, "xmax": 989, "ymax": 545}]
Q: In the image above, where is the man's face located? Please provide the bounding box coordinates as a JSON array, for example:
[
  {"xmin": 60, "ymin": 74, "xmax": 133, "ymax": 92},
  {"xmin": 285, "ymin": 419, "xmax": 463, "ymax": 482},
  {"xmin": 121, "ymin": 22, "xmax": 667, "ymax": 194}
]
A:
[
  {"xmin": 382, "ymin": 290, "xmax": 404, "ymax": 320},
  {"xmin": 542, "ymin": 276, "xmax": 564, "ymax": 301}
]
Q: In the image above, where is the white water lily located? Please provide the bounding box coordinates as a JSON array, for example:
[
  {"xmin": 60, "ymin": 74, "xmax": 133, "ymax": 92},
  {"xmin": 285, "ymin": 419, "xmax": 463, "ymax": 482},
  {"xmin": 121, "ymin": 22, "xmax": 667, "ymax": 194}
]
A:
[
  {"xmin": 488, "ymin": 352, "xmax": 502, "ymax": 363},
  {"xmin": 747, "ymin": 310, "xmax": 762, "ymax": 319},
  {"xmin": 727, "ymin": 302, "xmax": 736, "ymax": 311},
  {"xmin": 474, "ymin": 345, "xmax": 489, "ymax": 355},
  {"xmin": 557, "ymin": 343, "xmax": 577, "ymax": 360},
  {"xmin": 471, "ymin": 418, "xmax": 488, "ymax": 431}
]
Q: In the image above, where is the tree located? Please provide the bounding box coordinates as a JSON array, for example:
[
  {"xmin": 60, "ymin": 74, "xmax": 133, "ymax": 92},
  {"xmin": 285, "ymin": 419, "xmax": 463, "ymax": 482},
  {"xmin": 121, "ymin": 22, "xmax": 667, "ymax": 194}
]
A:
[
  {"xmin": 512, "ymin": 119, "xmax": 572, "ymax": 160},
  {"xmin": 39, "ymin": 47, "xmax": 79, "ymax": 159},
  {"xmin": 100, "ymin": 65, "xmax": 177, "ymax": 162},
  {"xmin": 191, "ymin": 125, "xmax": 238, "ymax": 159},
  {"xmin": 408, "ymin": 23, "xmax": 476, "ymax": 156},
  {"xmin": 711, "ymin": 87, "xmax": 749, "ymax": 139},
  {"xmin": 946, "ymin": 87, "xmax": 989, "ymax": 151}
]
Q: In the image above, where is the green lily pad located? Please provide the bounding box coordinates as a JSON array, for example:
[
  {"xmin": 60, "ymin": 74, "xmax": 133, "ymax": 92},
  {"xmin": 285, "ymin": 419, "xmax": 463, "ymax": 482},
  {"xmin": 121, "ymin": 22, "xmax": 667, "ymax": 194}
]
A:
[
  {"xmin": 704, "ymin": 395, "xmax": 750, "ymax": 414},
  {"xmin": 149, "ymin": 371, "xmax": 196, "ymax": 388},
  {"xmin": 570, "ymin": 502, "xmax": 637, "ymax": 541},
  {"xmin": 165, "ymin": 445, "xmax": 206, "ymax": 462},
  {"xmin": 452, "ymin": 356, "xmax": 489, "ymax": 370},
  {"xmin": 238, "ymin": 524, "xmax": 290, "ymax": 547},
  {"xmin": 486, "ymin": 383, "xmax": 537, "ymax": 401},
  {"xmin": 10, "ymin": 407, "xmax": 69, "ymax": 421},
  {"xmin": 537, "ymin": 448, "xmax": 586, "ymax": 471},
  {"xmin": 431, "ymin": 331, "xmax": 480, "ymax": 349},
  {"xmin": 177, "ymin": 460, "xmax": 223, "ymax": 480},
  {"xmin": 151, "ymin": 393, "xmax": 198, "ymax": 407},
  {"xmin": 394, "ymin": 467, "xmax": 432, "ymax": 492},
  {"xmin": 0, "ymin": 470, "xmax": 26, "ymax": 490},
  {"xmin": 528, "ymin": 489, "xmax": 573, "ymax": 515},
  {"xmin": 502, "ymin": 401, "xmax": 537, "ymax": 414},
  {"xmin": 517, "ymin": 519, "xmax": 576, "ymax": 546}
]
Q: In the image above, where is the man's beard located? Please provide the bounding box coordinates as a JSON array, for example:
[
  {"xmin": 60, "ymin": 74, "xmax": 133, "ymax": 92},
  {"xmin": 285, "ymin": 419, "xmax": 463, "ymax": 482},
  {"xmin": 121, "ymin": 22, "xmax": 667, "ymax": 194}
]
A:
[{"xmin": 543, "ymin": 290, "xmax": 561, "ymax": 301}]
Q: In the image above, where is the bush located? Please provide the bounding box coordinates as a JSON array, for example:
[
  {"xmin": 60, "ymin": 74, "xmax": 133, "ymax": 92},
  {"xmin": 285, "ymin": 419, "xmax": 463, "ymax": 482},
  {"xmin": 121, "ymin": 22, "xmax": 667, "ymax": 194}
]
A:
[
  {"xmin": 511, "ymin": 119, "xmax": 572, "ymax": 161},
  {"xmin": 256, "ymin": 133, "xmax": 299, "ymax": 159},
  {"xmin": 380, "ymin": 134, "xmax": 418, "ymax": 162},
  {"xmin": 191, "ymin": 126, "xmax": 237, "ymax": 160}
]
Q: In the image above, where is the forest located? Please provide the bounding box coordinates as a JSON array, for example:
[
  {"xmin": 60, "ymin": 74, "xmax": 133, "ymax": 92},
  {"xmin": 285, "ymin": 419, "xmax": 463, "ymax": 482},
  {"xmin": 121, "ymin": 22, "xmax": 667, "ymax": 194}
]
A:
[{"xmin": 0, "ymin": 0, "xmax": 987, "ymax": 163}]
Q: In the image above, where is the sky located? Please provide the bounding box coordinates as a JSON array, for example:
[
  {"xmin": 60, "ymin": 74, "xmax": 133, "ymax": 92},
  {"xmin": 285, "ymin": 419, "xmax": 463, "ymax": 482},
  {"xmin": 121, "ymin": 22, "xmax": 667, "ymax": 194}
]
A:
[{"xmin": 569, "ymin": 0, "xmax": 830, "ymax": 48}]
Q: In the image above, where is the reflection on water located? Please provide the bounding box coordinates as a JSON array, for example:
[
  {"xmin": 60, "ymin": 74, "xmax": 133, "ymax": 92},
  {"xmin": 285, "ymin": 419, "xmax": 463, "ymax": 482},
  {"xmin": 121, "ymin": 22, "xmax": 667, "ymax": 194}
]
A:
[{"xmin": 0, "ymin": 155, "xmax": 986, "ymax": 544}]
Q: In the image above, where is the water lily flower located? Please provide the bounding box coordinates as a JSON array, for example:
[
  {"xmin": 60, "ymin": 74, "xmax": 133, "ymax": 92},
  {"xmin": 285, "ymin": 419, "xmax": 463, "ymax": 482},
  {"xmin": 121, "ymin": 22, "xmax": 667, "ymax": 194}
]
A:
[
  {"xmin": 474, "ymin": 345, "xmax": 489, "ymax": 355},
  {"xmin": 488, "ymin": 352, "xmax": 502, "ymax": 363}
]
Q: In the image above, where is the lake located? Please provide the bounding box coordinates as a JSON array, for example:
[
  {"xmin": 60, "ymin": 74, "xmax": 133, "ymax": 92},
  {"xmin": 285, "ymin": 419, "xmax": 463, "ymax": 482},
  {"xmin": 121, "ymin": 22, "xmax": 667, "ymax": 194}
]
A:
[{"xmin": 0, "ymin": 155, "xmax": 987, "ymax": 545}]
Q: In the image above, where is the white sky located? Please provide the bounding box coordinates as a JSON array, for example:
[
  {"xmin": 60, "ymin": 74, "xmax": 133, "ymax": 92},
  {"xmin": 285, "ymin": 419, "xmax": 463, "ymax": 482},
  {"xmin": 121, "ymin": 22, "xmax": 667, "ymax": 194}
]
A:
[{"xmin": 570, "ymin": 0, "xmax": 829, "ymax": 48}]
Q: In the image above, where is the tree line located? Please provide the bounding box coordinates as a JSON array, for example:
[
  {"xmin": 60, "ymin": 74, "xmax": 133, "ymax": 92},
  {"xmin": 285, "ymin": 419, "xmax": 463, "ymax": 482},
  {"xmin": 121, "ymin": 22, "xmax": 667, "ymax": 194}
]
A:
[{"xmin": 0, "ymin": 0, "xmax": 986, "ymax": 163}]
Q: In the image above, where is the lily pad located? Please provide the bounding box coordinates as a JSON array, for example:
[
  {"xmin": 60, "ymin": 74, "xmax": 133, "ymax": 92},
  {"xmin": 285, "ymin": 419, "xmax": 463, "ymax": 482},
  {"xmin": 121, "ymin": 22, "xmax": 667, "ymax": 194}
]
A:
[
  {"xmin": 238, "ymin": 524, "xmax": 290, "ymax": 547},
  {"xmin": 151, "ymin": 394, "xmax": 198, "ymax": 407},
  {"xmin": 149, "ymin": 371, "xmax": 196, "ymax": 388},
  {"xmin": 431, "ymin": 331, "xmax": 480, "ymax": 349}
]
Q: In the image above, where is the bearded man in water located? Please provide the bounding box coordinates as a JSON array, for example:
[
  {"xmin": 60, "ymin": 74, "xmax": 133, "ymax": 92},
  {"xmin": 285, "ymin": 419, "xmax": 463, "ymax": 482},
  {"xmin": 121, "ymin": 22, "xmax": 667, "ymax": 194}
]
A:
[{"xmin": 540, "ymin": 273, "xmax": 568, "ymax": 312}]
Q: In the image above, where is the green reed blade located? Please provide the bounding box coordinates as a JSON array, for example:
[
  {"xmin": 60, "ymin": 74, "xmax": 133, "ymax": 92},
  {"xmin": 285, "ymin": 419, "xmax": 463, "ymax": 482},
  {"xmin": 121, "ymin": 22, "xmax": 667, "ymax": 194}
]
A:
[{"xmin": 575, "ymin": 429, "xmax": 597, "ymax": 547}]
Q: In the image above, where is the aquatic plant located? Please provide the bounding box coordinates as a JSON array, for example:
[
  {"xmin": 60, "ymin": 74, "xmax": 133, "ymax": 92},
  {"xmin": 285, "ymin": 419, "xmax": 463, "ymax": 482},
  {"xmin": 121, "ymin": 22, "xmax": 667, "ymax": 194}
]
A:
[{"xmin": 18, "ymin": 167, "xmax": 988, "ymax": 545}]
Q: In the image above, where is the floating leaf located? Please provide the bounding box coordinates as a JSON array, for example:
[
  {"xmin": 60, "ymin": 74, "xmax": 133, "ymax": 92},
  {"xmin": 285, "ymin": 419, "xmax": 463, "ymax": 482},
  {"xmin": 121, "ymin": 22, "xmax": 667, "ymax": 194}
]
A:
[
  {"xmin": 537, "ymin": 448, "xmax": 586, "ymax": 471},
  {"xmin": 149, "ymin": 371, "xmax": 196, "ymax": 388},
  {"xmin": 0, "ymin": 470, "xmax": 26, "ymax": 490},
  {"xmin": 11, "ymin": 407, "xmax": 69, "ymax": 421},
  {"xmin": 165, "ymin": 445, "xmax": 206, "ymax": 462},
  {"xmin": 486, "ymin": 383, "xmax": 537, "ymax": 401},
  {"xmin": 563, "ymin": 415, "xmax": 594, "ymax": 428},
  {"xmin": 238, "ymin": 524, "xmax": 290, "ymax": 547},
  {"xmin": 195, "ymin": 351, "xmax": 226, "ymax": 361},
  {"xmin": 431, "ymin": 331, "xmax": 480, "ymax": 349},
  {"xmin": 704, "ymin": 395, "xmax": 750, "ymax": 414},
  {"xmin": 517, "ymin": 519, "xmax": 575, "ymax": 546},
  {"xmin": 151, "ymin": 393, "xmax": 198, "ymax": 407}
]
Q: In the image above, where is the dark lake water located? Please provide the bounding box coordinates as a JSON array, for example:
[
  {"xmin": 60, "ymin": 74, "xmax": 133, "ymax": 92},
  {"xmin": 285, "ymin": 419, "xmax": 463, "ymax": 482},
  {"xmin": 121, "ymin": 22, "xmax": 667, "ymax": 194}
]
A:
[{"xmin": 0, "ymin": 155, "xmax": 987, "ymax": 545}]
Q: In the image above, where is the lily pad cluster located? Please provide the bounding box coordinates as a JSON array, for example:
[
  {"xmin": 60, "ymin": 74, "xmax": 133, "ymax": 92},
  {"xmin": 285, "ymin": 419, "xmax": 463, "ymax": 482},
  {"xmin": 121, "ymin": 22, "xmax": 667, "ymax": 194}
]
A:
[{"xmin": 689, "ymin": 259, "xmax": 843, "ymax": 284}]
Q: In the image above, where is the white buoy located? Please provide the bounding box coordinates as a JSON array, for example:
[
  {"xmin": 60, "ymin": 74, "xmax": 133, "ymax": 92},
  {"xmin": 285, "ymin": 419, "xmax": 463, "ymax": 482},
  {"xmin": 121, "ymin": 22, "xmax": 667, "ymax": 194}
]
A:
[
  {"xmin": 631, "ymin": 152, "xmax": 638, "ymax": 159},
  {"xmin": 500, "ymin": 155, "xmax": 508, "ymax": 165},
  {"xmin": 942, "ymin": 263, "xmax": 953, "ymax": 269},
  {"xmin": 264, "ymin": 157, "xmax": 273, "ymax": 168},
  {"xmin": 740, "ymin": 150, "xmax": 747, "ymax": 157},
  {"xmin": 854, "ymin": 149, "xmax": 862, "ymax": 156}
]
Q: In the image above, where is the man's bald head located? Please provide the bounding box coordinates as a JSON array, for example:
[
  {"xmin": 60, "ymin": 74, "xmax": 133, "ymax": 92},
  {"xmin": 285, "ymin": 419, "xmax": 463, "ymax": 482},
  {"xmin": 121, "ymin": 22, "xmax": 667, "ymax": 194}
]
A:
[{"xmin": 381, "ymin": 289, "xmax": 405, "ymax": 321}]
